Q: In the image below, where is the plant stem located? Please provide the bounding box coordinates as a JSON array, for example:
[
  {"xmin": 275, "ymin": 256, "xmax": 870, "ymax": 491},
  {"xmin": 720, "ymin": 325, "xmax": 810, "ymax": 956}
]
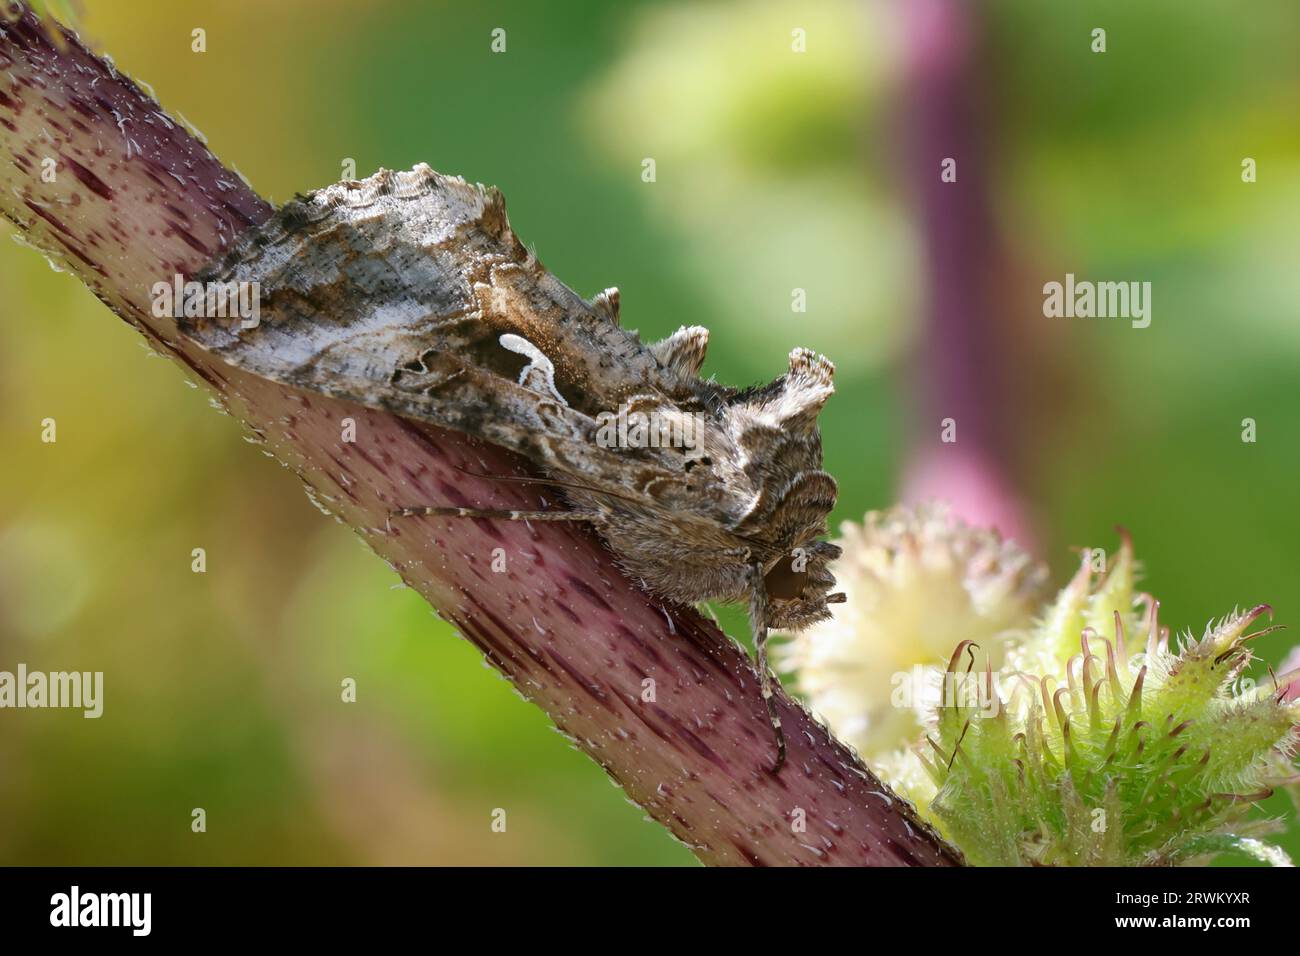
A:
[
  {"xmin": 898, "ymin": 0, "xmax": 1032, "ymax": 547},
  {"xmin": 0, "ymin": 5, "xmax": 961, "ymax": 867}
]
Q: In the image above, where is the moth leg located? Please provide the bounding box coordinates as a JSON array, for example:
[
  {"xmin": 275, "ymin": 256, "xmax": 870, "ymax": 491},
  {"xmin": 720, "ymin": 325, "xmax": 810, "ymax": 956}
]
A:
[
  {"xmin": 748, "ymin": 565, "xmax": 786, "ymax": 774},
  {"xmin": 393, "ymin": 505, "xmax": 598, "ymax": 522}
]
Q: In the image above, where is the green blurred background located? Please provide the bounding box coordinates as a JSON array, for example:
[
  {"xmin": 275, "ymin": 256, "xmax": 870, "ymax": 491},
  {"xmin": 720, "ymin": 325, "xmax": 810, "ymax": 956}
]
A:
[{"xmin": 1, "ymin": 0, "xmax": 1297, "ymax": 865}]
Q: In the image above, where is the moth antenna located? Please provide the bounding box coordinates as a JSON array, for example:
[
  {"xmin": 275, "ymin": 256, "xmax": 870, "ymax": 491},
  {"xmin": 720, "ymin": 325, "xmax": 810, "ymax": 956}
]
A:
[
  {"xmin": 748, "ymin": 565, "xmax": 787, "ymax": 774},
  {"xmin": 392, "ymin": 505, "xmax": 597, "ymax": 523},
  {"xmin": 446, "ymin": 463, "xmax": 644, "ymax": 507}
]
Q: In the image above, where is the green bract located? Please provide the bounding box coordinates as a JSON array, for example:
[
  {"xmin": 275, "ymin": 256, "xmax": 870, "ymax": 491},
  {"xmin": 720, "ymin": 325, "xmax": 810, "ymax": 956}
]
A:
[{"xmin": 784, "ymin": 507, "xmax": 1300, "ymax": 866}]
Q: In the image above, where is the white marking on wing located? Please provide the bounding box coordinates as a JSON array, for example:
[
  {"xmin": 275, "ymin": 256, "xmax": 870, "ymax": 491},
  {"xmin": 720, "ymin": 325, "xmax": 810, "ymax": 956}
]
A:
[{"xmin": 499, "ymin": 333, "xmax": 568, "ymax": 406}]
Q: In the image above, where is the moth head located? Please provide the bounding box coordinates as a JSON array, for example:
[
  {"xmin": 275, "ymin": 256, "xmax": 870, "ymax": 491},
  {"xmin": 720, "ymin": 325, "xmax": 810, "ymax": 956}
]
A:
[
  {"xmin": 730, "ymin": 347, "xmax": 842, "ymax": 628},
  {"xmin": 763, "ymin": 540, "xmax": 845, "ymax": 630}
]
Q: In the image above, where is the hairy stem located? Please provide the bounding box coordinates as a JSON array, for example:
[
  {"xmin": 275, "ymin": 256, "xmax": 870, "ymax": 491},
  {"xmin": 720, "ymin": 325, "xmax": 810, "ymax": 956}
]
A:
[{"xmin": 0, "ymin": 6, "xmax": 961, "ymax": 867}]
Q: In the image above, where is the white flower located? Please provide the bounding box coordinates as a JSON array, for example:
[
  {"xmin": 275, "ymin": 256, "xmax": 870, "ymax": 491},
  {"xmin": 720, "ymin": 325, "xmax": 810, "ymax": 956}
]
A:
[{"xmin": 778, "ymin": 503, "xmax": 1046, "ymax": 759}]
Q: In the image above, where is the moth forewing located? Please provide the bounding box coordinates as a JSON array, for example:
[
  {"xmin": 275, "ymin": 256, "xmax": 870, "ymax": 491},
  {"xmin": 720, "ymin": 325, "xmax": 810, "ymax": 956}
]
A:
[{"xmin": 181, "ymin": 164, "xmax": 843, "ymax": 773}]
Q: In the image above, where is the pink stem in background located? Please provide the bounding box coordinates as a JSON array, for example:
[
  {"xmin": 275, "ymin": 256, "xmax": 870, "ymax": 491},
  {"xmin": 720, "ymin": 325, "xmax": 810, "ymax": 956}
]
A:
[
  {"xmin": 1279, "ymin": 646, "xmax": 1300, "ymax": 703},
  {"xmin": 0, "ymin": 6, "xmax": 962, "ymax": 866},
  {"xmin": 898, "ymin": 0, "xmax": 1033, "ymax": 548}
]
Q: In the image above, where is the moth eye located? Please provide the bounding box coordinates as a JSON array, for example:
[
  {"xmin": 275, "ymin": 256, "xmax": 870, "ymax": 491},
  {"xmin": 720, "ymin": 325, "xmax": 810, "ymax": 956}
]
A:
[{"xmin": 763, "ymin": 555, "xmax": 807, "ymax": 601}]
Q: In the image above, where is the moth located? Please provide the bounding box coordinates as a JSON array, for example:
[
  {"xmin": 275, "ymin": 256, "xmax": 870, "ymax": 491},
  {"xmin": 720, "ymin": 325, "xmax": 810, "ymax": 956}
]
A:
[{"xmin": 183, "ymin": 164, "xmax": 844, "ymax": 771}]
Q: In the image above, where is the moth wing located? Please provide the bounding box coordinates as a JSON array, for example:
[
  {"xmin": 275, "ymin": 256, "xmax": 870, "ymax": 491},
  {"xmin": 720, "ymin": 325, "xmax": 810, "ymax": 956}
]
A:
[
  {"xmin": 183, "ymin": 166, "xmax": 517, "ymax": 393},
  {"xmin": 178, "ymin": 165, "xmax": 711, "ymax": 505},
  {"xmin": 184, "ymin": 165, "xmax": 675, "ymax": 412},
  {"xmin": 382, "ymin": 350, "xmax": 693, "ymax": 503}
]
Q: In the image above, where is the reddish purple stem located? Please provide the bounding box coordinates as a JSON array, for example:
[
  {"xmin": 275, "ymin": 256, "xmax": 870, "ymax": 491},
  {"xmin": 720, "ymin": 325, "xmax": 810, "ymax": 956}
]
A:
[{"xmin": 0, "ymin": 5, "xmax": 961, "ymax": 866}]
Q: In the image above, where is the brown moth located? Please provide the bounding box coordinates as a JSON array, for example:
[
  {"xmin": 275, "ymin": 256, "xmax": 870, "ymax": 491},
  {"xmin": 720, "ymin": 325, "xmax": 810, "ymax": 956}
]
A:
[{"xmin": 182, "ymin": 164, "xmax": 843, "ymax": 771}]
